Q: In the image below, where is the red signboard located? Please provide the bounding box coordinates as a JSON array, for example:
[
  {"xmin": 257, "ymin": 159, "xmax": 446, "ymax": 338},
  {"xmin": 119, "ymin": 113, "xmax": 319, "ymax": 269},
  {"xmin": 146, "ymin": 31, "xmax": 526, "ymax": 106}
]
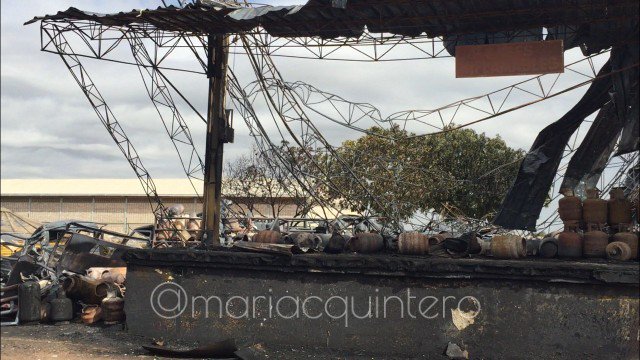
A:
[{"xmin": 455, "ymin": 40, "xmax": 564, "ymax": 78}]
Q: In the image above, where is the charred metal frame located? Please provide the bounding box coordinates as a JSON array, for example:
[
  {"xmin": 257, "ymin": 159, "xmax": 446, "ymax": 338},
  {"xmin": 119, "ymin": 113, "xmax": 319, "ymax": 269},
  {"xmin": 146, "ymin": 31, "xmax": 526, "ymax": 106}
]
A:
[
  {"xmin": 0, "ymin": 284, "xmax": 19, "ymax": 326},
  {"xmin": 30, "ymin": 0, "xmax": 639, "ymax": 235},
  {"xmin": 240, "ymin": 34, "xmax": 388, "ymax": 217}
]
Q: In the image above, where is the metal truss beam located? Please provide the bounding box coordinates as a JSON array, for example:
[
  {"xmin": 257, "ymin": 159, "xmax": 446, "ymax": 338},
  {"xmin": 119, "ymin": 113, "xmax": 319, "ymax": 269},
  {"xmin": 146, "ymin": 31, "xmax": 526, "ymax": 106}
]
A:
[
  {"xmin": 43, "ymin": 24, "xmax": 169, "ymax": 220},
  {"xmin": 240, "ymin": 33, "xmax": 404, "ymax": 229},
  {"xmin": 40, "ymin": 21, "xmax": 207, "ymax": 74},
  {"xmin": 243, "ymin": 50, "xmax": 614, "ymax": 138},
  {"xmin": 127, "ymin": 34, "xmax": 205, "ymax": 198},
  {"xmin": 226, "ymin": 69, "xmax": 345, "ymax": 222}
]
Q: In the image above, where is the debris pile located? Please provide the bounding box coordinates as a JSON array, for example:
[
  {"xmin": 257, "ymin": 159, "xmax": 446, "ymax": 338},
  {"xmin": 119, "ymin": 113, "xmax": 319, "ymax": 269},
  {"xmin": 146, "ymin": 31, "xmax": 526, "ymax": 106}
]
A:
[{"xmin": 1, "ymin": 221, "xmax": 143, "ymax": 326}]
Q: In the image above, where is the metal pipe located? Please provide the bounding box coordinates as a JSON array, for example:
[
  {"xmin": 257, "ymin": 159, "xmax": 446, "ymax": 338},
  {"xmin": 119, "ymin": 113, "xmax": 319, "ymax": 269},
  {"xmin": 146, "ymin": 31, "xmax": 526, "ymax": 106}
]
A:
[
  {"xmin": 1, "ymin": 284, "xmax": 20, "ymax": 292},
  {"xmin": 0, "ymin": 295, "xmax": 19, "ymax": 303}
]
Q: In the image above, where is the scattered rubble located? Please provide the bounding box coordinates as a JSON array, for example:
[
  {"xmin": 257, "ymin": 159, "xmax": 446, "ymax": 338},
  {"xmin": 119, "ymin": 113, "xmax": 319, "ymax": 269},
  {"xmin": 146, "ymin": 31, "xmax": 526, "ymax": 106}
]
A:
[
  {"xmin": 1, "ymin": 222, "xmax": 137, "ymax": 327},
  {"xmin": 445, "ymin": 342, "xmax": 469, "ymax": 359}
]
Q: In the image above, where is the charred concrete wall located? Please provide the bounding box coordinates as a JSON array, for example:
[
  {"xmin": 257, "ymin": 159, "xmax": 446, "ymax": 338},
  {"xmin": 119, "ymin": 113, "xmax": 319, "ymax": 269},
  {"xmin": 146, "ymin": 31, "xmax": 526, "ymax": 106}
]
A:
[{"xmin": 124, "ymin": 251, "xmax": 639, "ymax": 359}]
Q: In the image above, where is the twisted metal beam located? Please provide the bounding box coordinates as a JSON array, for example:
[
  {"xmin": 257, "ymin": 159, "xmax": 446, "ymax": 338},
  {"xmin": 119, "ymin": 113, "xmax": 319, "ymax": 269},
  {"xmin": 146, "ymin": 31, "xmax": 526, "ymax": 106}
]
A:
[
  {"xmin": 127, "ymin": 34, "xmax": 205, "ymax": 198},
  {"xmin": 43, "ymin": 24, "xmax": 169, "ymax": 218}
]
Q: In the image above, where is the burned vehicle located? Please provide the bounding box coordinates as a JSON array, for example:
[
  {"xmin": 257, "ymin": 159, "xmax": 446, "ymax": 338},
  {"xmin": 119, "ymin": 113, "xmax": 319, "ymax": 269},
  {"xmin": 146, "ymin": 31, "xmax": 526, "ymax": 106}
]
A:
[
  {"xmin": 7, "ymin": 222, "xmax": 147, "ymax": 284},
  {"xmin": 2, "ymin": 220, "xmax": 101, "ymax": 284}
]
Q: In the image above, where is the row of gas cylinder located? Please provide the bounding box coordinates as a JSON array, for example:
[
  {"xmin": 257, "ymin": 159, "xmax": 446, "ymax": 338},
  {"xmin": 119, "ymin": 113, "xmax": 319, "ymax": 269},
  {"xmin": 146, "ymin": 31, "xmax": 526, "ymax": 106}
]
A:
[
  {"xmin": 251, "ymin": 229, "xmax": 463, "ymax": 255},
  {"xmin": 556, "ymin": 187, "xmax": 638, "ymax": 261},
  {"xmin": 458, "ymin": 232, "xmax": 639, "ymax": 261},
  {"xmin": 558, "ymin": 187, "xmax": 635, "ymax": 231},
  {"xmin": 155, "ymin": 217, "xmax": 202, "ymax": 242},
  {"xmin": 251, "ymin": 230, "xmax": 389, "ymax": 253},
  {"xmin": 250, "ymin": 227, "xmax": 639, "ymax": 263},
  {"xmin": 552, "ymin": 230, "xmax": 639, "ymax": 261}
]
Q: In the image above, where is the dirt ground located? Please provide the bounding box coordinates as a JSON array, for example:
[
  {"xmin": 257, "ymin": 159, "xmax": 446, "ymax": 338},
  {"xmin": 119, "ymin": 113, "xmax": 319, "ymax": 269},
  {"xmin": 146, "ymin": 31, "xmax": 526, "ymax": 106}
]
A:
[
  {"xmin": 1, "ymin": 322, "xmax": 158, "ymax": 359},
  {"xmin": 1, "ymin": 322, "xmax": 422, "ymax": 359}
]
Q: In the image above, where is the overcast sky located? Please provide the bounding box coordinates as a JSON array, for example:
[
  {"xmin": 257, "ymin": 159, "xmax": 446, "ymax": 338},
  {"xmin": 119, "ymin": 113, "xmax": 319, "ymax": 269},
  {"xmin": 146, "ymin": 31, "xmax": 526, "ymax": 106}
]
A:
[{"xmin": 1, "ymin": 0, "xmax": 608, "ymax": 182}]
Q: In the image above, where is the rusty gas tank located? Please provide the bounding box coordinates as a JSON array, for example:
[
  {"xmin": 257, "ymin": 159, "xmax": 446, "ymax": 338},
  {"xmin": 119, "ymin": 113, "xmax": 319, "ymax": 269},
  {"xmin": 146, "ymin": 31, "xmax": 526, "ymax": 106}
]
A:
[
  {"xmin": 283, "ymin": 232, "xmax": 322, "ymax": 252},
  {"xmin": 558, "ymin": 188, "xmax": 582, "ymax": 222},
  {"xmin": 611, "ymin": 232, "xmax": 638, "ymax": 260},
  {"xmin": 62, "ymin": 274, "xmax": 109, "ymax": 305},
  {"xmin": 172, "ymin": 220, "xmax": 190, "ymax": 241},
  {"xmin": 50, "ymin": 291, "xmax": 73, "ymax": 323},
  {"xmin": 86, "ymin": 267, "xmax": 126, "ymax": 285},
  {"xmin": 323, "ymin": 232, "xmax": 349, "ymax": 254},
  {"xmin": 101, "ymin": 290, "xmax": 125, "ymax": 325},
  {"xmin": 491, "ymin": 234, "xmax": 526, "ymax": 259},
  {"xmin": 428, "ymin": 232, "xmax": 451, "ymax": 246},
  {"xmin": 606, "ymin": 241, "xmax": 633, "ymax": 261},
  {"xmin": 346, "ymin": 233, "xmax": 384, "ymax": 253},
  {"xmin": 251, "ymin": 230, "xmax": 281, "ymax": 244},
  {"xmin": 187, "ymin": 218, "xmax": 201, "ymax": 239},
  {"xmin": 608, "ymin": 187, "xmax": 632, "ymax": 227},
  {"xmin": 538, "ymin": 237, "xmax": 558, "ymax": 258},
  {"xmin": 582, "ymin": 188, "xmax": 607, "ymax": 227},
  {"xmin": 156, "ymin": 219, "xmax": 172, "ymax": 241},
  {"xmin": 398, "ymin": 232, "xmax": 429, "ymax": 255},
  {"xmin": 582, "ymin": 230, "xmax": 608, "ymax": 258},
  {"xmin": 557, "ymin": 231, "xmax": 583, "ymax": 258}
]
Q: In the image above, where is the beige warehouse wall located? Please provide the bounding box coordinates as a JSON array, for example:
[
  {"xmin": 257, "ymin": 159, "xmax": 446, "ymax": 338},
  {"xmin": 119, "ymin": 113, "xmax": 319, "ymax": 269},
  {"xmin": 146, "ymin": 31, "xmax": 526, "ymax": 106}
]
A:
[
  {"xmin": 1, "ymin": 195, "xmax": 300, "ymax": 233},
  {"xmin": 1, "ymin": 196, "xmax": 200, "ymax": 233}
]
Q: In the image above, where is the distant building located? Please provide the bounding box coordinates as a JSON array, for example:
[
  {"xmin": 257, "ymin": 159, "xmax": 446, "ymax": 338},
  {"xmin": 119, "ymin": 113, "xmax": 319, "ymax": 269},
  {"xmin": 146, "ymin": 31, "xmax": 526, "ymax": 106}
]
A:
[{"xmin": 0, "ymin": 179, "xmax": 303, "ymax": 233}]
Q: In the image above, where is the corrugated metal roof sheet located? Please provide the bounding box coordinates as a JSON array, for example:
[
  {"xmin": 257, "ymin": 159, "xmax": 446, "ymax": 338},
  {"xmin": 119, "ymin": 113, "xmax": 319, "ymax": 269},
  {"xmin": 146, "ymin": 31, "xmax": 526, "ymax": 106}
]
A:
[{"xmin": 25, "ymin": 0, "xmax": 638, "ymax": 39}]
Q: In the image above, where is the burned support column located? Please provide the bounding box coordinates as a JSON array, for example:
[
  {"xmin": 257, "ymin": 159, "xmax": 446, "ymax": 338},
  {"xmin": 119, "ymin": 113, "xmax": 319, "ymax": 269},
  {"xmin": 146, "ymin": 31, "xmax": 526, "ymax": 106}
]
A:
[{"xmin": 203, "ymin": 34, "xmax": 229, "ymax": 245}]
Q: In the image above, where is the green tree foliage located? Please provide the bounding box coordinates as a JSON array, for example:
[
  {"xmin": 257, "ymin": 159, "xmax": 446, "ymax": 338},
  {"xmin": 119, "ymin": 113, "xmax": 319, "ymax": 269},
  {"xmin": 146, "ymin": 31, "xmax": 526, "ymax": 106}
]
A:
[{"xmin": 328, "ymin": 125, "xmax": 525, "ymax": 220}]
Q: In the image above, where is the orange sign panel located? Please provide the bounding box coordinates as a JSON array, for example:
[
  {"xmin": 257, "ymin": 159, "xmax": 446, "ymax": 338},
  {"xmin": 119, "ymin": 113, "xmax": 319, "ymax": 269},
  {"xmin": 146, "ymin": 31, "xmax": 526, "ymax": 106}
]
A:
[{"xmin": 455, "ymin": 40, "xmax": 564, "ymax": 78}]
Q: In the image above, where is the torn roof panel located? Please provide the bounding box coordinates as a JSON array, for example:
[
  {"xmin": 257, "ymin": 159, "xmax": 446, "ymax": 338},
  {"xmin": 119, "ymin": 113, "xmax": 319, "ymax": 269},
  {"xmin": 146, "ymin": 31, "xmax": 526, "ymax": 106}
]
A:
[{"xmin": 25, "ymin": 0, "xmax": 639, "ymax": 39}]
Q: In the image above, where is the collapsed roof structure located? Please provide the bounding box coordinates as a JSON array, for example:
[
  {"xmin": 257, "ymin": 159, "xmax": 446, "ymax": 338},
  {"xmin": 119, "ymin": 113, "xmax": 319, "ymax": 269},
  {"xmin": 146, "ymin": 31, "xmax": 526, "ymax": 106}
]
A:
[
  {"xmin": 26, "ymin": 0, "xmax": 639, "ymax": 232},
  {"xmin": 0, "ymin": 207, "xmax": 40, "ymax": 236}
]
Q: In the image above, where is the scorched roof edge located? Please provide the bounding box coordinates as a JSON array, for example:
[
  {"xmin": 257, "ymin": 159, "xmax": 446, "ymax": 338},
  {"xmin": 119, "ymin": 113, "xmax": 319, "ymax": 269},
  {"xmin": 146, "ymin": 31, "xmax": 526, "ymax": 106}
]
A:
[{"xmin": 24, "ymin": 0, "xmax": 639, "ymax": 39}]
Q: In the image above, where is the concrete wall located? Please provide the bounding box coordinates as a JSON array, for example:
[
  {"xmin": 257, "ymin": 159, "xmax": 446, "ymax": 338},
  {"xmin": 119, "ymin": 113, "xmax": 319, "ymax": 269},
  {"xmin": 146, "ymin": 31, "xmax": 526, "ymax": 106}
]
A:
[{"xmin": 124, "ymin": 252, "xmax": 639, "ymax": 359}]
